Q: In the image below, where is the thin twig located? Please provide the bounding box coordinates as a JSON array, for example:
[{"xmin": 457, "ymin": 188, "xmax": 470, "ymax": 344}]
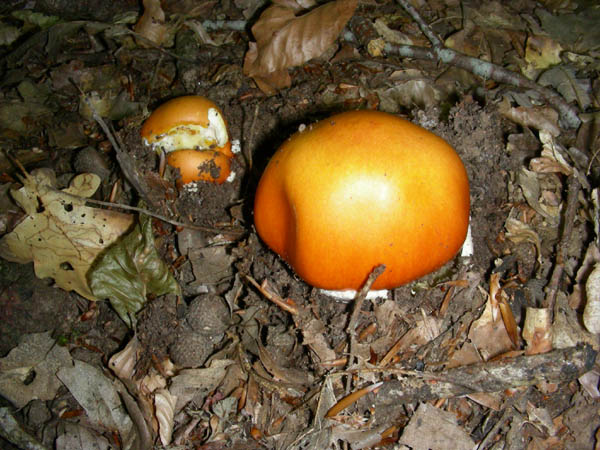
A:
[
  {"xmin": 396, "ymin": 0, "xmax": 442, "ymax": 47},
  {"xmin": 345, "ymin": 264, "xmax": 386, "ymax": 392},
  {"xmin": 52, "ymin": 187, "xmax": 244, "ymax": 235},
  {"xmin": 245, "ymin": 103, "xmax": 261, "ymax": 172},
  {"xmin": 69, "ymin": 79, "xmax": 156, "ymax": 206},
  {"xmin": 244, "ymin": 274, "xmax": 299, "ymax": 315}
]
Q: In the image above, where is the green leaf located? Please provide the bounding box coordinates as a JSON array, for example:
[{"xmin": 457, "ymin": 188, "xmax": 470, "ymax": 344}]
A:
[{"xmin": 88, "ymin": 214, "xmax": 180, "ymax": 327}]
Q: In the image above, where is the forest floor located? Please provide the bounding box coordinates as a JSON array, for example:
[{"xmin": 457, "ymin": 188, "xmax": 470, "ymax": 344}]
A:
[{"xmin": 0, "ymin": 0, "xmax": 599, "ymax": 449}]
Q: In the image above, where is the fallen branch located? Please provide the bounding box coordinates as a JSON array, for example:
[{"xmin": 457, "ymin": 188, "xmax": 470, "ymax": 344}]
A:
[
  {"xmin": 395, "ymin": 0, "xmax": 580, "ymax": 129},
  {"xmin": 349, "ymin": 3, "xmax": 580, "ymax": 129},
  {"xmin": 370, "ymin": 344, "xmax": 595, "ymax": 423}
]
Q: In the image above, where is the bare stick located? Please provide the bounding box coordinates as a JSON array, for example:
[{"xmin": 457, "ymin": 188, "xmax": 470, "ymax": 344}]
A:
[
  {"xmin": 69, "ymin": 79, "xmax": 156, "ymax": 206},
  {"xmin": 345, "ymin": 264, "xmax": 386, "ymax": 392},
  {"xmin": 244, "ymin": 274, "xmax": 299, "ymax": 315},
  {"xmin": 350, "ymin": 4, "xmax": 580, "ymax": 128},
  {"xmin": 51, "ymin": 187, "xmax": 244, "ymax": 236},
  {"xmin": 370, "ymin": 344, "xmax": 595, "ymax": 424},
  {"xmin": 394, "ymin": 0, "xmax": 580, "ymax": 128}
]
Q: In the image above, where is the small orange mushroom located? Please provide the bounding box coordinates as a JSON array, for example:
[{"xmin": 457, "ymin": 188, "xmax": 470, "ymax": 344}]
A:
[
  {"xmin": 253, "ymin": 110, "xmax": 470, "ymax": 291},
  {"xmin": 141, "ymin": 95, "xmax": 233, "ymax": 184}
]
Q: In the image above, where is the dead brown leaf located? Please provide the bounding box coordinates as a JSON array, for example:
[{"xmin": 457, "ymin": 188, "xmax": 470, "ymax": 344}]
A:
[{"xmin": 243, "ymin": 0, "xmax": 358, "ymax": 94}]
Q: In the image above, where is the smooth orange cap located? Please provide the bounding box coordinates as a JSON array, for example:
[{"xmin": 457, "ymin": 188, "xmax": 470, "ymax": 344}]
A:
[
  {"xmin": 166, "ymin": 148, "xmax": 232, "ymax": 185},
  {"xmin": 253, "ymin": 110, "xmax": 470, "ymax": 290}
]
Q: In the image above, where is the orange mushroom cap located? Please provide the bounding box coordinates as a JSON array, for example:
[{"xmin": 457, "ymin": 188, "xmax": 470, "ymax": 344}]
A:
[
  {"xmin": 141, "ymin": 95, "xmax": 233, "ymax": 184},
  {"xmin": 166, "ymin": 149, "xmax": 232, "ymax": 185},
  {"xmin": 253, "ymin": 110, "xmax": 470, "ymax": 291}
]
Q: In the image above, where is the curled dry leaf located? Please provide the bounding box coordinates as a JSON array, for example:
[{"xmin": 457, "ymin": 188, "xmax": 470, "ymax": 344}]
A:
[
  {"xmin": 516, "ymin": 168, "xmax": 561, "ymax": 224},
  {"xmin": 498, "ymin": 96, "xmax": 560, "ymax": 136},
  {"xmin": 154, "ymin": 388, "xmax": 177, "ymax": 446},
  {"xmin": 243, "ymin": 0, "xmax": 358, "ymax": 94},
  {"xmin": 0, "ymin": 332, "xmax": 73, "ymax": 408},
  {"xmin": 578, "ymin": 370, "xmax": 600, "ymax": 399},
  {"xmin": 134, "ymin": 0, "xmax": 167, "ymax": 47},
  {"xmin": 467, "ymin": 280, "xmax": 514, "ymax": 361},
  {"xmin": 584, "ymin": 263, "xmax": 600, "ymax": 334},
  {"xmin": 522, "ymin": 307, "xmax": 552, "ymax": 354},
  {"xmin": 0, "ymin": 169, "xmax": 133, "ymax": 300},
  {"xmin": 109, "ymin": 336, "xmax": 140, "ymax": 380},
  {"xmin": 532, "ymin": 130, "xmax": 574, "ymax": 176},
  {"xmin": 504, "ymin": 217, "xmax": 542, "ymax": 265}
]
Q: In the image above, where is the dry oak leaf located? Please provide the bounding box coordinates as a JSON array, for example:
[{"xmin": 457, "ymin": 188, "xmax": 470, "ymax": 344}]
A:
[
  {"xmin": 0, "ymin": 168, "xmax": 133, "ymax": 300},
  {"xmin": 243, "ymin": 0, "xmax": 358, "ymax": 94},
  {"xmin": 134, "ymin": 0, "xmax": 167, "ymax": 47}
]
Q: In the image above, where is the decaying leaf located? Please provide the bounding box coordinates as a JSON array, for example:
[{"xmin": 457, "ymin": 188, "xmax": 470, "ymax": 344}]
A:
[
  {"xmin": 552, "ymin": 292, "xmax": 596, "ymax": 350},
  {"xmin": 516, "ymin": 167, "xmax": 561, "ymax": 224},
  {"xmin": 538, "ymin": 66, "xmax": 592, "ymax": 111},
  {"xmin": 399, "ymin": 403, "xmax": 475, "ymax": 450},
  {"xmin": 0, "ymin": 169, "xmax": 134, "ymax": 300},
  {"xmin": 536, "ymin": 7, "xmax": 600, "ymax": 53},
  {"xmin": 523, "ymin": 34, "xmax": 563, "ymax": 77},
  {"xmin": 243, "ymin": 0, "xmax": 358, "ymax": 94},
  {"xmin": 0, "ymin": 24, "xmax": 21, "ymax": 46},
  {"xmin": 300, "ymin": 317, "xmax": 337, "ymax": 366},
  {"xmin": 109, "ymin": 335, "xmax": 140, "ymax": 379},
  {"xmin": 526, "ymin": 402, "xmax": 556, "ymax": 436},
  {"xmin": 578, "ymin": 370, "xmax": 600, "ymax": 399},
  {"xmin": 376, "ymin": 78, "xmax": 441, "ymax": 112},
  {"xmin": 466, "ymin": 283, "xmax": 514, "ymax": 361},
  {"xmin": 498, "ymin": 96, "xmax": 561, "ymax": 136},
  {"xmin": 504, "ymin": 217, "xmax": 542, "ymax": 264},
  {"xmin": 55, "ymin": 422, "xmax": 111, "ymax": 450},
  {"xmin": 373, "ymin": 18, "xmax": 414, "ymax": 46},
  {"xmin": 170, "ymin": 360, "xmax": 234, "ymax": 412},
  {"xmin": 535, "ymin": 129, "xmax": 574, "ymax": 175},
  {"xmin": 57, "ymin": 360, "xmax": 137, "ymax": 449},
  {"xmin": 0, "ymin": 332, "xmax": 73, "ymax": 408},
  {"xmin": 88, "ymin": 213, "xmax": 181, "ymax": 328}
]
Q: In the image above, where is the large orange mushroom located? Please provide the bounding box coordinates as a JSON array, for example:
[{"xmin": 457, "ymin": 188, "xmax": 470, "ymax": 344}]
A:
[
  {"xmin": 254, "ymin": 110, "xmax": 470, "ymax": 291},
  {"xmin": 141, "ymin": 96, "xmax": 233, "ymax": 184}
]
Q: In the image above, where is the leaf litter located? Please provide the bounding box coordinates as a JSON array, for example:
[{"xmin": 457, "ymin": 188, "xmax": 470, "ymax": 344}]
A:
[{"xmin": 0, "ymin": 0, "xmax": 598, "ymax": 449}]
